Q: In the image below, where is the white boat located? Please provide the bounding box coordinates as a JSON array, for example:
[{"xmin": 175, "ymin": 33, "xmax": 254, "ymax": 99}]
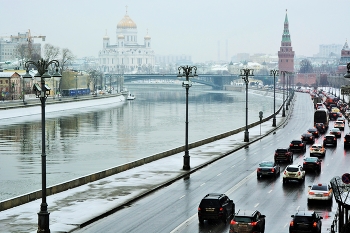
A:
[{"xmin": 127, "ymin": 93, "xmax": 135, "ymax": 100}]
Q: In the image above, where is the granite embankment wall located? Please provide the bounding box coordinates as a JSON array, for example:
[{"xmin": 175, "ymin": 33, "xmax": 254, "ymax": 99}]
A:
[{"xmin": 0, "ymin": 89, "xmax": 287, "ymax": 211}]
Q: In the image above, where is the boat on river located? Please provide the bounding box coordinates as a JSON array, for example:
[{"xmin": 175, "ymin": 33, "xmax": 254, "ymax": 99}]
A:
[{"xmin": 127, "ymin": 93, "xmax": 136, "ymax": 100}]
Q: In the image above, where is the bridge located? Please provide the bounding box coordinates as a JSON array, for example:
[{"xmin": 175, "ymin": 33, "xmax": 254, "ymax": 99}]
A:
[{"xmin": 120, "ymin": 73, "xmax": 269, "ymax": 90}]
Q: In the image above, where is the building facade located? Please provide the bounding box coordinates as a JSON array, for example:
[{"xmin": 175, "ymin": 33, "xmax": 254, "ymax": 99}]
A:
[
  {"xmin": 98, "ymin": 10, "xmax": 155, "ymax": 74},
  {"xmin": 278, "ymin": 10, "xmax": 295, "ymax": 84}
]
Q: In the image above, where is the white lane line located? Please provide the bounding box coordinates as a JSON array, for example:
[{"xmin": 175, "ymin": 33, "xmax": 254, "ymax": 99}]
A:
[
  {"xmin": 217, "ymin": 173, "xmax": 222, "ymax": 176},
  {"xmin": 296, "ymin": 206, "xmax": 300, "ymax": 211},
  {"xmin": 268, "ymin": 190, "xmax": 272, "ymax": 193},
  {"xmin": 254, "ymin": 203, "xmax": 259, "ymax": 208},
  {"xmin": 231, "ymin": 165, "xmax": 236, "ymax": 168},
  {"xmin": 200, "ymin": 183, "xmax": 205, "ymax": 187},
  {"xmin": 284, "ymin": 222, "xmax": 289, "ymax": 228},
  {"xmin": 179, "ymin": 195, "xmax": 185, "ymax": 200},
  {"xmin": 170, "ymin": 171, "xmax": 256, "ymax": 233}
]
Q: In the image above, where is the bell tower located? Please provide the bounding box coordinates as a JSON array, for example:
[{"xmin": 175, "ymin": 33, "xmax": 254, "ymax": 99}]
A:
[{"xmin": 278, "ymin": 9, "xmax": 295, "ymax": 77}]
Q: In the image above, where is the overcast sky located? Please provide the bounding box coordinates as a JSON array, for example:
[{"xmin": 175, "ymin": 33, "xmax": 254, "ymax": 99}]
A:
[{"xmin": 1, "ymin": 0, "xmax": 349, "ymax": 63}]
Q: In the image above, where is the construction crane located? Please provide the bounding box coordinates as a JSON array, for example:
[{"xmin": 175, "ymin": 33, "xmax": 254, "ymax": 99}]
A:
[{"xmin": 0, "ymin": 29, "xmax": 46, "ymax": 43}]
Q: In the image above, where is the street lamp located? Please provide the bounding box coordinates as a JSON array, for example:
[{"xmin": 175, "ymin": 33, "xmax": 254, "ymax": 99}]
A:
[
  {"xmin": 74, "ymin": 71, "xmax": 82, "ymax": 98},
  {"xmin": 286, "ymin": 73, "xmax": 289, "ymax": 110},
  {"xmin": 20, "ymin": 75, "xmax": 32, "ymax": 104},
  {"xmin": 240, "ymin": 68, "xmax": 254, "ymax": 142},
  {"xmin": 270, "ymin": 69, "xmax": 279, "ymax": 127},
  {"xmin": 53, "ymin": 76, "xmax": 61, "ymax": 99},
  {"xmin": 280, "ymin": 71, "xmax": 287, "ymax": 117},
  {"xmin": 22, "ymin": 58, "xmax": 61, "ymax": 233},
  {"xmin": 177, "ymin": 65, "xmax": 197, "ymax": 170}
]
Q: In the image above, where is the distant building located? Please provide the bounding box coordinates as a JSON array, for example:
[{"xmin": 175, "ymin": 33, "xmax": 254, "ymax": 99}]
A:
[
  {"xmin": 278, "ymin": 9, "xmax": 295, "ymax": 84},
  {"xmin": 318, "ymin": 44, "xmax": 342, "ymax": 58},
  {"xmin": 337, "ymin": 40, "xmax": 350, "ymax": 74},
  {"xmin": 98, "ymin": 9, "xmax": 155, "ymax": 74}
]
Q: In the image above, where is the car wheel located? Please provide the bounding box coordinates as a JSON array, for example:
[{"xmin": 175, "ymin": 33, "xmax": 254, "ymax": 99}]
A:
[{"xmin": 199, "ymin": 217, "xmax": 204, "ymax": 224}]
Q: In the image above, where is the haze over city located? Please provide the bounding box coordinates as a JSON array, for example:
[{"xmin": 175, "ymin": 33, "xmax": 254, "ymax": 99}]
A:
[{"xmin": 1, "ymin": 0, "xmax": 349, "ymax": 63}]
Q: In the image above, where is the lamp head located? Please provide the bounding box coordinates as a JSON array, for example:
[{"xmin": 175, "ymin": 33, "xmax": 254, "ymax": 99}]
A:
[{"xmin": 22, "ymin": 69, "xmax": 32, "ymax": 79}]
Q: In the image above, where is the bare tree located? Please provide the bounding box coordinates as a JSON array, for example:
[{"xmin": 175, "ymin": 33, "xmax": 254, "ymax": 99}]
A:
[
  {"xmin": 14, "ymin": 43, "xmax": 27, "ymax": 69},
  {"xmin": 88, "ymin": 69, "xmax": 103, "ymax": 92},
  {"xmin": 60, "ymin": 48, "xmax": 75, "ymax": 72},
  {"xmin": 299, "ymin": 59, "xmax": 313, "ymax": 73},
  {"xmin": 43, "ymin": 44, "xmax": 60, "ymax": 61}
]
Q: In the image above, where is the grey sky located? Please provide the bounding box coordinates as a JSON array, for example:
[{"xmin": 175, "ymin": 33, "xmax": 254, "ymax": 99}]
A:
[{"xmin": 1, "ymin": 0, "xmax": 349, "ymax": 63}]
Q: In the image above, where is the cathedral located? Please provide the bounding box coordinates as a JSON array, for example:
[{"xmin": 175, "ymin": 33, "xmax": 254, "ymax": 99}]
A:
[{"xmin": 98, "ymin": 9, "xmax": 155, "ymax": 74}]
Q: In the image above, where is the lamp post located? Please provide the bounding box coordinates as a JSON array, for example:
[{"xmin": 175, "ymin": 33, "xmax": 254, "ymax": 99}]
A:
[
  {"xmin": 240, "ymin": 68, "xmax": 254, "ymax": 142},
  {"xmin": 109, "ymin": 74, "xmax": 112, "ymax": 94},
  {"xmin": 177, "ymin": 65, "xmax": 197, "ymax": 170},
  {"xmin": 286, "ymin": 73, "xmax": 289, "ymax": 110},
  {"xmin": 280, "ymin": 71, "xmax": 287, "ymax": 117},
  {"xmin": 270, "ymin": 69, "xmax": 279, "ymax": 127},
  {"xmin": 22, "ymin": 58, "xmax": 61, "ymax": 233},
  {"xmin": 75, "ymin": 73, "xmax": 78, "ymax": 98}
]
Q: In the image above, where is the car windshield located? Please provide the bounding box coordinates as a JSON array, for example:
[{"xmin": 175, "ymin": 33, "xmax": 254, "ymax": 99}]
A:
[
  {"xmin": 308, "ymin": 129, "xmax": 316, "ymax": 132},
  {"xmin": 311, "ymin": 145, "xmax": 322, "ymax": 149},
  {"xmin": 259, "ymin": 162, "xmax": 274, "ymax": 167},
  {"xmin": 311, "ymin": 185, "xmax": 328, "ymax": 191},
  {"xmin": 304, "ymin": 157, "xmax": 317, "ymax": 162},
  {"xmin": 234, "ymin": 216, "xmax": 253, "ymax": 223},
  {"xmin": 200, "ymin": 199, "xmax": 220, "ymax": 207},
  {"xmin": 286, "ymin": 167, "xmax": 299, "ymax": 172},
  {"xmin": 276, "ymin": 149, "xmax": 288, "ymax": 153},
  {"xmin": 294, "ymin": 216, "xmax": 313, "ymax": 223},
  {"xmin": 291, "ymin": 140, "xmax": 302, "ymax": 144}
]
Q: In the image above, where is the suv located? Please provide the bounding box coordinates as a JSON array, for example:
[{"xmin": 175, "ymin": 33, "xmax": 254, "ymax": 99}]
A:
[
  {"xmin": 315, "ymin": 123, "xmax": 326, "ymax": 134},
  {"xmin": 309, "ymin": 144, "xmax": 326, "ymax": 157},
  {"xmin": 283, "ymin": 165, "xmax": 305, "ymax": 184},
  {"xmin": 289, "ymin": 140, "xmax": 306, "ymax": 153},
  {"xmin": 344, "ymin": 133, "xmax": 350, "ymax": 148},
  {"xmin": 323, "ymin": 134, "xmax": 337, "ymax": 147},
  {"xmin": 198, "ymin": 193, "xmax": 235, "ymax": 224},
  {"xmin": 289, "ymin": 211, "xmax": 322, "ymax": 233},
  {"xmin": 274, "ymin": 148, "xmax": 293, "ymax": 163},
  {"xmin": 229, "ymin": 210, "xmax": 265, "ymax": 233}
]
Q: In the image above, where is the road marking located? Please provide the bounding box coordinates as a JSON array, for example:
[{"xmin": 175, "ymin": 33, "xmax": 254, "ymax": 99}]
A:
[
  {"xmin": 268, "ymin": 190, "xmax": 272, "ymax": 193},
  {"xmin": 170, "ymin": 171, "xmax": 255, "ymax": 233},
  {"xmin": 284, "ymin": 222, "xmax": 289, "ymax": 228},
  {"xmin": 200, "ymin": 183, "xmax": 205, "ymax": 186},
  {"xmin": 217, "ymin": 173, "xmax": 221, "ymax": 176},
  {"xmin": 231, "ymin": 165, "xmax": 235, "ymax": 168},
  {"xmin": 296, "ymin": 206, "xmax": 300, "ymax": 211},
  {"xmin": 254, "ymin": 203, "xmax": 259, "ymax": 208},
  {"xmin": 179, "ymin": 195, "xmax": 185, "ymax": 200}
]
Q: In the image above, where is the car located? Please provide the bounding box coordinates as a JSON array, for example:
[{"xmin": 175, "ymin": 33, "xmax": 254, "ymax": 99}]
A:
[
  {"xmin": 289, "ymin": 139, "xmax": 306, "ymax": 153},
  {"xmin": 315, "ymin": 123, "xmax": 326, "ymax": 134},
  {"xmin": 329, "ymin": 128, "xmax": 341, "ymax": 138},
  {"xmin": 337, "ymin": 116, "xmax": 346, "ymax": 123},
  {"xmin": 229, "ymin": 210, "xmax": 265, "ymax": 233},
  {"xmin": 323, "ymin": 134, "xmax": 337, "ymax": 147},
  {"xmin": 289, "ymin": 211, "xmax": 323, "ymax": 233},
  {"xmin": 283, "ymin": 164, "xmax": 305, "ymax": 184},
  {"xmin": 198, "ymin": 193, "xmax": 235, "ymax": 224},
  {"xmin": 309, "ymin": 144, "xmax": 326, "ymax": 157},
  {"xmin": 256, "ymin": 161, "xmax": 280, "ymax": 179},
  {"xmin": 344, "ymin": 133, "xmax": 350, "ymax": 148},
  {"xmin": 303, "ymin": 157, "xmax": 322, "ymax": 172},
  {"xmin": 345, "ymin": 110, "xmax": 350, "ymax": 118},
  {"xmin": 307, "ymin": 183, "xmax": 333, "ymax": 203},
  {"xmin": 301, "ymin": 133, "xmax": 315, "ymax": 144},
  {"xmin": 307, "ymin": 128, "xmax": 319, "ymax": 138},
  {"xmin": 274, "ymin": 148, "xmax": 293, "ymax": 163},
  {"xmin": 334, "ymin": 120, "xmax": 345, "ymax": 130},
  {"xmin": 329, "ymin": 111, "xmax": 338, "ymax": 120}
]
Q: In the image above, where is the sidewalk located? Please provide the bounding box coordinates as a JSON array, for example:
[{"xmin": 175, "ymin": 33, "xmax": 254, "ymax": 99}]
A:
[{"xmin": 0, "ymin": 101, "xmax": 293, "ymax": 233}]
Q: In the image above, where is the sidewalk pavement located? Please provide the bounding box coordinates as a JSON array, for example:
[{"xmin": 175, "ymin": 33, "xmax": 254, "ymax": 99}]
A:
[{"xmin": 0, "ymin": 102, "xmax": 292, "ymax": 233}]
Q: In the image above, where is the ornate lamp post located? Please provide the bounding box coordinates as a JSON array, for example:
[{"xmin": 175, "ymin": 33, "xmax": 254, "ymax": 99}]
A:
[
  {"xmin": 240, "ymin": 68, "xmax": 254, "ymax": 142},
  {"xmin": 280, "ymin": 71, "xmax": 287, "ymax": 117},
  {"xmin": 177, "ymin": 65, "xmax": 197, "ymax": 170},
  {"xmin": 22, "ymin": 58, "xmax": 61, "ymax": 233},
  {"xmin": 270, "ymin": 69, "xmax": 279, "ymax": 127}
]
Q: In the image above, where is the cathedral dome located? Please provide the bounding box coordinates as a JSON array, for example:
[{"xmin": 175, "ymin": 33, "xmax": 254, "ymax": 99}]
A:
[
  {"xmin": 117, "ymin": 34, "xmax": 125, "ymax": 39},
  {"xmin": 117, "ymin": 14, "xmax": 137, "ymax": 29}
]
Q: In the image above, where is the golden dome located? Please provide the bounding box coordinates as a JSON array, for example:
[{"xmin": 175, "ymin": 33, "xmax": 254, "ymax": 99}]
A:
[{"xmin": 117, "ymin": 14, "xmax": 137, "ymax": 29}]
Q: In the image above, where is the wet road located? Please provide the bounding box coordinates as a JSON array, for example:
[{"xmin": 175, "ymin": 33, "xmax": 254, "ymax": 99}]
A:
[{"xmin": 74, "ymin": 92, "xmax": 346, "ymax": 233}]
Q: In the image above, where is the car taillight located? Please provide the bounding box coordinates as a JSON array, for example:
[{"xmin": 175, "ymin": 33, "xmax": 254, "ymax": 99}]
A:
[
  {"xmin": 303, "ymin": 162, "xmax": 306, "ymax": 164},
  {"xmin": 230, "ymin": 220, "xmax": 237, "ymax": 225},
  {"xmin": 257, "ymin": 168, "xmax": 261, "ymax": 172},
  {"xmin": 249, "ymin": 221, "xmax": 258, "ymax": 226},
  {"xmin": 298, "ymin": 172, "xmax": 301, "ymax": 176},
  {"xmin": 219, "ymin": 207, "xmax": 223, "ymax": 212},
  {"xmin": 313, "ymin": 222, "xmax": 317, "ymax": 227},
  {"xmin": 309, "ymin": 191, "xmax": 315, "ymax": 195},
  {"xmin": 198, "ymin": 207, "xmax": 201, "ymax": 211},
  {"xmin": 334, "ymin": 138, "xmax": 337, "ymax": 141},
  {"xmin": 290, "ymin": 144, "xmax": 293, "ymax": 147},
  {"xmin": 284, "ymin": 171, "xmax": 287, "ymax": 175},
  {"xmin": 323, "ymin": 192, "xmax": 330, "ymax": 196},
  {"xmin": 299, "ymin": 143, "xmax": 303, "ymax": 146},
  {"xmin": 290, "ymin": 221, "xmax": 294, "ymax": 227}
]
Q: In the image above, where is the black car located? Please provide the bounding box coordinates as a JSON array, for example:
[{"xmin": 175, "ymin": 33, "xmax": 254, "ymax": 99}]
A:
[
  {"xmin": 329, "ymin": 111, "xmax": 338, "ymax": 120},
  {"xmin": 256, "ymin": 161, "xmax": 280, "ymax": 179},
  {"xmin": 274, "ymin": 148, "xmax": 293, "ymax": 163},
  {"xmin": 344, "ymin": 133, "xmax": 350, "ymax": 149},
  {"xmin": 329, "ymin": 128, "xmax": 341, "ymax": 138},
  {"xmin": 198, "ymin": 193, "xmax": 235, "ymax": 224},
  {"xmin": 323, "ymin": 134, "xmax": 337, "ymax": 147},
  {"xmin": 289, "ymin": 211, "xmax": 322, "ymax": 233},
  {"xmin": 301, "ymin": 133, "xmax": 315, "ymax": 144},
  {"xmin": 303, "ymin": 157, "xmax": 322, "ymax": 173},
  {"xmin": 307, "ymin": 128, "xmax": 319, "ymax": 138},
  {"xmin": 315, "ymin": 123, "xmax": 326, "ymax": 134},
  {"xmin": 230, "ymin": 210, "xmax": 265, "ymax": 233},
  {"xmin": 289, "ymin": 139, "xmax": 306, "ymax": 152}
]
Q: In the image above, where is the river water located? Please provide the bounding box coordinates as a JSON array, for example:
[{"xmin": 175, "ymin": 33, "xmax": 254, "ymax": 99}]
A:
[{"xmin": 0, "ymin": 84, "xmax": 282, "ymax": 201}]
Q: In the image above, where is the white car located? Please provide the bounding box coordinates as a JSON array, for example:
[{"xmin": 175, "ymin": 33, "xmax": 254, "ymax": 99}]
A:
[
  {"xmin": 334, "ymin": 120, "xmax": 345, "ymax": 131},
  {"xmin": 282, "ymin": 165, "xmax": 305, "ymax": 184},
  {"xmin": 307, "ymin": 183, "xmax": 333, "ymax": 203}
]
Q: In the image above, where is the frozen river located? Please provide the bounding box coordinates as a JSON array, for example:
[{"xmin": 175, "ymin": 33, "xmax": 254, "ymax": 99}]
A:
[{"xmin": 0, "ymin": 84, "xmax": 282, "ymax": 201}]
